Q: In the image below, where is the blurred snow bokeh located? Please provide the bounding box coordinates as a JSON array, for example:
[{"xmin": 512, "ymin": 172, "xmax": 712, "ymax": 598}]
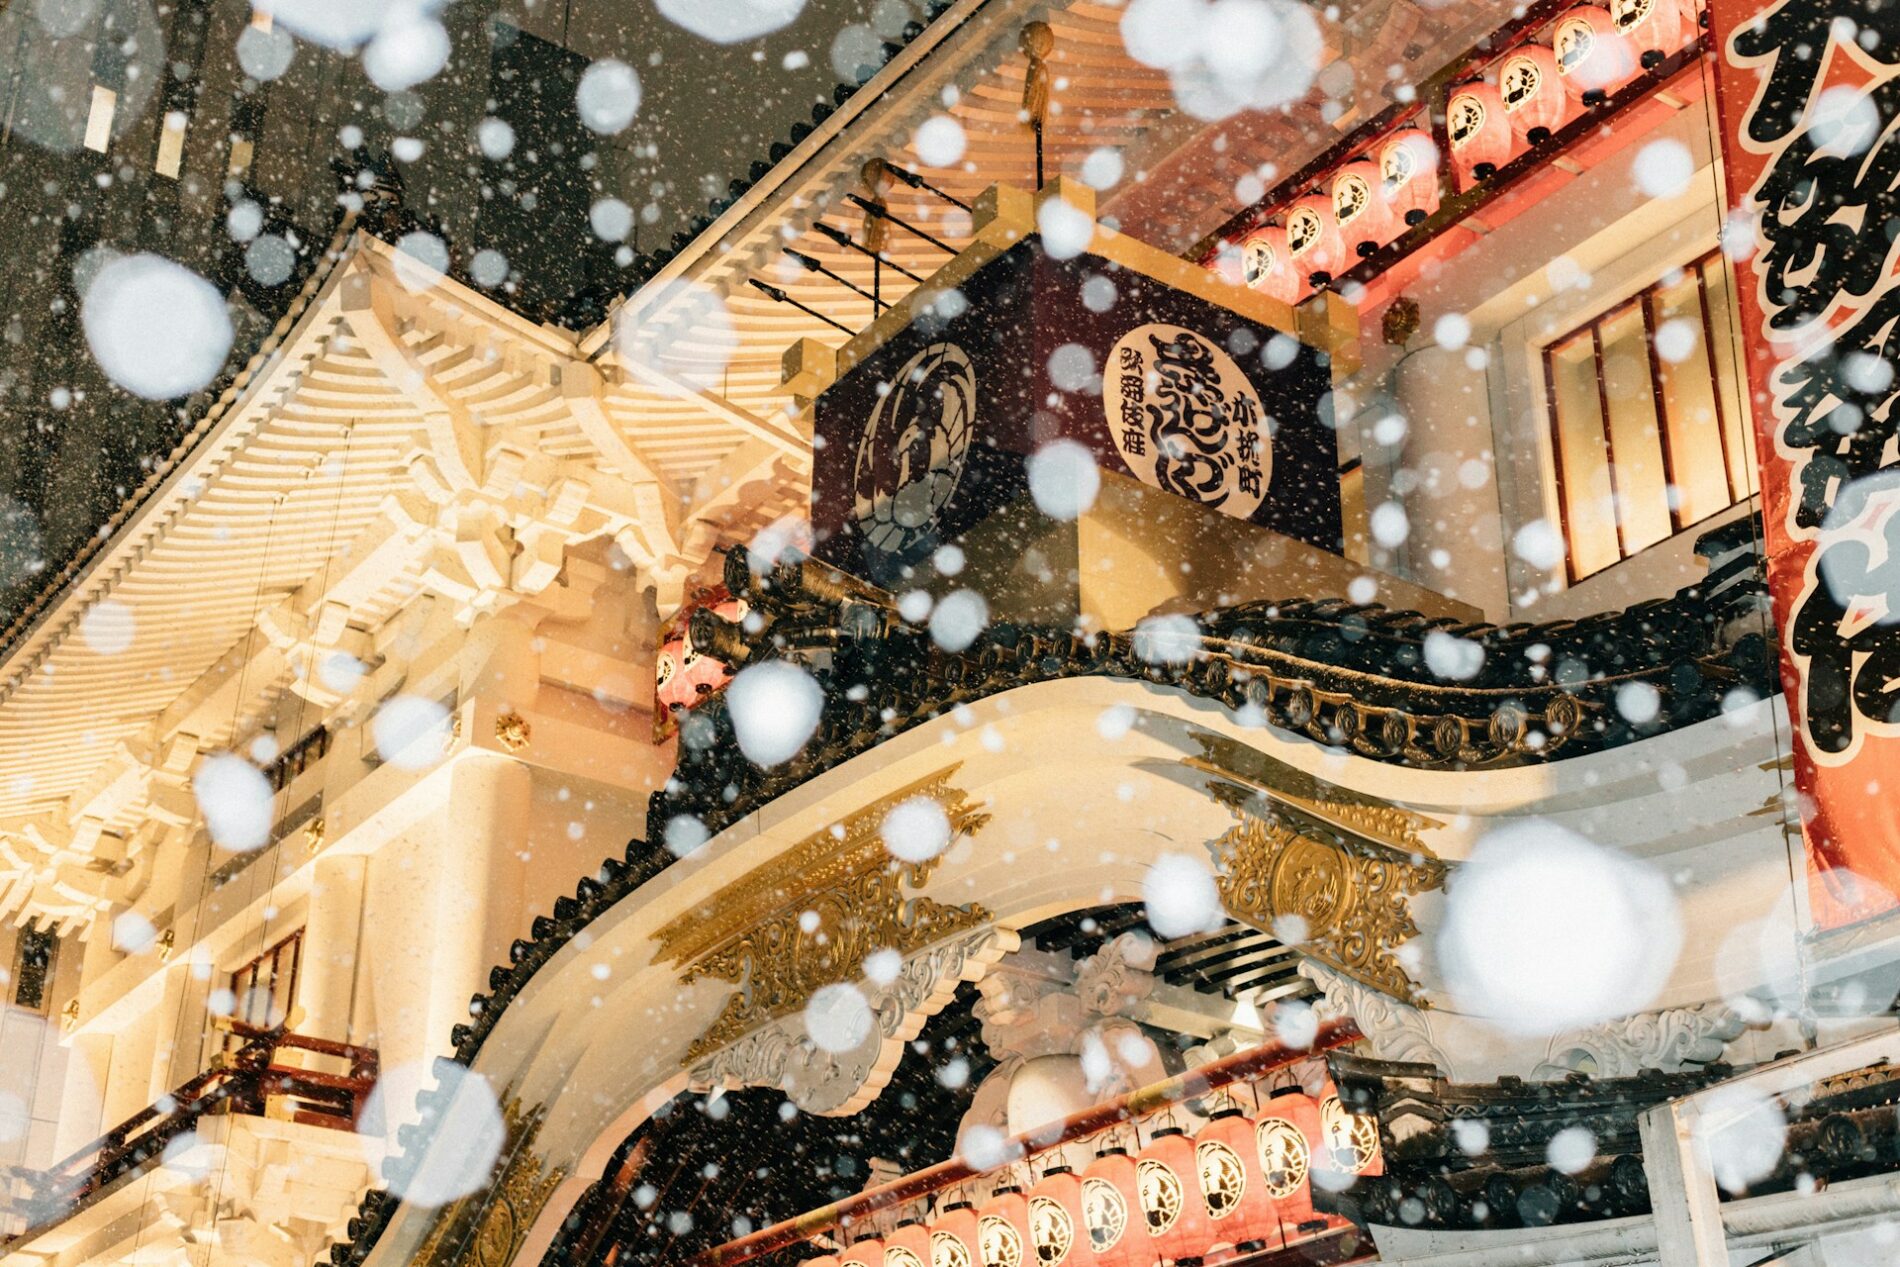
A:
[
  {"xmin": 81, "ymin": 255, "xmax": 233, "ymax": 400},
  {"xmin": 882, "ymin": 795, "xmax": 953, "ymax": 864},
  {"xmin": 1436, "ymin": 819, "xmax": 1681, "ymax": 1035},
  {"xmin": 657, "ymin": 0, "xmax": 807, "ymax": 44},
  {"xmin": 725, "ymin": 661, "xmax": 824, "ymax": 765},
  {"xmin": 358, "ymin": 1062, "xmax": 506, "ymax": 1208},
  {"xmin": 1143, "ymin": 852, "xmax": 1223, "ymax": 938},
  {"xmin": 193, "ymin": 754, "xmax": 274, "ymax": 853}
]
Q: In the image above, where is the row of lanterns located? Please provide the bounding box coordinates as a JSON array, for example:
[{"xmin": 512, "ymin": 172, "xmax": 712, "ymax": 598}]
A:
[
  {"xmin": 1450, "ymin": 0, "xmax": 1697, "ymax": 183},
  {"xmin": 1224, "ymin": 0, "xmax": 1698, "ymax": 301},
  {"xmin": 809, "ymin": 1088, "xmax": 1381, "ymax": 1267}
]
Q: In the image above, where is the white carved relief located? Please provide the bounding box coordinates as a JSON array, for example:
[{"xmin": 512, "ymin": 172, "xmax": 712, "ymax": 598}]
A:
[
  {"xmin": 687, "ymin": 926, "xmax": 1016, "ymax": 1116},
  {"xmin": 1298, "ymin": 960, "xmax": 1748, "ymax": 1083}
]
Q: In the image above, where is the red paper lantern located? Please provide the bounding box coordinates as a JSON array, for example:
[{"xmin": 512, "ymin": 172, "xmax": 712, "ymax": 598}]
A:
[
  {"xmin": 888, "ymin": 1221, "xmax": 934, "ymax": 1267},
  {"xmin": 1028, "ymin": 1166, "xmax": 1092, "ymax": 1267},
  {"xmin": 1609, "ymin": 0, "xmax": 1686, "ymax": 68},
  {"xmin": 1284, "ymin": 194, "xmax": 1344, "ymax": 288},
  {"xmin": 1239, "ymin": 225, "xmax": 1299, "ymax": 305},
  {"xmin": 1254, "ymin": 1092, "xmax": 1322, "ymax": 1235},
  {"xmin": 1194, "ymin": 1109, "xmax": 1284, "ymax": 1254},
  {"xmin": 1319, "ymin": 1092, "xmax": 1384, "ymax": 1180},
  {"xmin": 1081, "ymin": 1148, "xmax": 1147, "ymax": 1267},
  {"xmin": 1379, "ymin": 127, "xmax": 1439, "ymax": 226},
  {"xmin": 1136, "ymin": 1128, "xmax": 1212, "ymax": 1265},
  {"xmin": 1447, "ymin": 81, "xmax": 1511, "ymax": 184},
  {"xmin": 656, "ymin": 595, "xmax": 745, "ymax": 714},
  {"xmin": 1554, "ymin": 5, "xmax": 1637, "ymax": 103},
  {"xmin": 1498, "ymin": 44, "xmax": 1573, "ymax": 146},
  {"xmin": 843, "ymin": 1238, "xmax": 886, "ymax": 1267},
  {"xmin": 979, "ymin": 1186, "xmax": 1031, "ymax": 1267},
  {"xmin": 1332, "ymin": 157, "xmax": 1396, "ymax": 260},
  {"xmin": 933, "ymin": 1202, "xmax": 981, "ymax": 1267}
]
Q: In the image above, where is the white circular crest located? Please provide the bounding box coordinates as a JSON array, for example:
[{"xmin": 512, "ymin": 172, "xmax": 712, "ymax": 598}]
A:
[
  {"xmin": 1255, "ymin": 1118, "xmax": 1310, "ymax": 1198},
  {"xmin": 1080, "ymin": 1178, "xmax": 1127, "ymax": 1252},
  {"xmin": 1028, "ymin": 1196, "xmax": 1075, "ymax": 1266},
  {"xmin": 1135, "ymin": 1158, "xmax": 1185, "ymax": 1234},
  {"xmin": 1196, "ymin": 1139, "xmax": 1247, "ymax": 1218}
]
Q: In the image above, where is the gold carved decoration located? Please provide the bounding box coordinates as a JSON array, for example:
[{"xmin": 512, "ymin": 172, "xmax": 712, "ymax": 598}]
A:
[
  {"xmin": 1214, "ymin": 808, "xmax": 1446, "ymax": 1006},
  {"xmin": 653, "ymin": 765, "xmax": 993, "ymax": 1063},
  {"xmin": 414, "ymin": 1097, "xmax": 566, "ymax": 1267},
  {"xmin": 494, "ymin": 712, "xmax": 532, "ymax": 753}
]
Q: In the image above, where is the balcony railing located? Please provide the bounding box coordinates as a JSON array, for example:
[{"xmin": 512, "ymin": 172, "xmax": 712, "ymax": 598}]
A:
[{"xmin": 0, "ymin": 1022, "xmax": 377, "ymax": 1243}]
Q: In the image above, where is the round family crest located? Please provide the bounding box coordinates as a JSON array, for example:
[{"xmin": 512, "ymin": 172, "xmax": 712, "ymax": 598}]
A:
[
  {"xmin": 1380, "ymin": 137, "xmax": 1420, "ymax": 193},
  {"xmin": 1500, "ymin": 53, "xmax": 1543, "ymax": 113},
  {"xmin": 853, "ymin": 341, "xmax": 977, "ymax": 557},
  {"xmin": 1255, "ymin": 1119, "xmax": 1310, "ymax": 1199},
  {"xmin": 1196, "ymin": 1139, "xmax": 1247, "ymax": 1218},
  {"xmin": 1101, "ymin": 323, "xmax": 1271, "ymax": 519},
  {"xmin": 1609, "ymin": 0, "xmax": 1653, "ymax": 34},
  {"xmin": 932, "ymin": 1231, "xmax": 973, "ymax": 1267},
  {"xmin": 1028, "ymin": 1196, "xmax": 1075, "ymax": 1266},
  {"xmin": 888, "ymin": 1247, "xmax": 927, "ymax": 1267},
  {"xmin": 1555, "ymin": 16, "xmax": 1596, "ymax": 75},
  {"xmin": 979, "ymin": 1214, "xmax": 1024, "ymax": 1267},
  {"xmin": 1243, "ymin": 236, "xmax": 1279, "ymax": 287},
  {"xmin": 1135, "ymin": 1158, "xmax": 1185, "ymax": 1234},
  {"xmin": 1284, "ymin": 205, "xmax": 1325, "ymax": 260},
  {"xmin": 1321, "ymin": 1095, "xmax": 1381, "ymax": 1173},
  {"xmin": 1333, "ymin": 169, "xmax": 1374, "ymax": 229},
  {"xmin": 1448, "ymin": 92, "xmax": 1488, "ymax": 147},
  {"xmin": 1081, "ymin": 1178, "xmax": 1128, "ymax": 1252}
]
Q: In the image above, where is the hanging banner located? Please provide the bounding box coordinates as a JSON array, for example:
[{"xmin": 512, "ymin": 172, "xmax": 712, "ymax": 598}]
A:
[
  {"xmin": 810, "ymin": 240, "xmax": 1340, "ymax": 589},
  {"xmin": 1705, "ymin": 0, "xmax": 1900, "ymax": 926}
]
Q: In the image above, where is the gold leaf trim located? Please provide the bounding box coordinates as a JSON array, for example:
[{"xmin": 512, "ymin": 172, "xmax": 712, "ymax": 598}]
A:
[
  {"xmin": 653, "ymin": 765, "xmax": 994, "ymax": 1063},
  {"xmin": 1214, "ymin": 810, "xmax": 1445, "ymax": 1006}
]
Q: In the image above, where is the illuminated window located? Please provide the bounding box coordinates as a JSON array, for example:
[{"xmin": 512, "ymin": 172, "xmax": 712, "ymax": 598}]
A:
[
  {"xmin": 1541, "ymin": 250, "xmax": 1758, "ymax": 582},
  {"xmin": 155, "ymin": 110, "xmax": 187, "ymax": 177},
  {"xmin": 83, "ymin": 85, "xmax": 115, "ymax": 153}
]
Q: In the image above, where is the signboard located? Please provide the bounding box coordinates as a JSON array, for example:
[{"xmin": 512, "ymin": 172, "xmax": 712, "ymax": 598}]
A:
[
  {"xmin": 1706, "ymin": 0, "xmax": 1900, "ymax": 926},
  {"xmin": 811, "ymin": 241, "xmax": 1340, "ymax": 588}
]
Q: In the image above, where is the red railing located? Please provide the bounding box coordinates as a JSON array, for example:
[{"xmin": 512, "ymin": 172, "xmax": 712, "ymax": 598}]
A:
[{"xmin": 1, "ymin": 1021, "xmax": 377, "ymax": 1243}]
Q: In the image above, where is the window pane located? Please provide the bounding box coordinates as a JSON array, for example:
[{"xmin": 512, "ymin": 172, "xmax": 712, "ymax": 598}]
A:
[
  {"xmin": 1549, "ymin": 333, "xmax": 1618, "ymax": 579},
  {"xmin": 1598, "ymin": 304, "xmax": 1671, "ymax": 556},
  {"xmin": 1650, "ymin": 275, "xmax": 1731, "ymax": 526}
]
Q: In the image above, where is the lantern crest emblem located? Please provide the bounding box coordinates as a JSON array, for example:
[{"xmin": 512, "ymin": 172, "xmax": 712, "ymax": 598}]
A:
[
  {"xmin": 1333, "ymin": 171, "xmax": 1372, "ymax": 226},
  {"xmin": 1195, "ymin": 1139, "xmax": 1247, "ymax": 1219},
  {"xmin": 1321, "ymin": 1095, "xmax": 1381, "ymax": 1173},
  {"xmin": 932, "ymin": 1232, "xmax": 973, "ymax": 1267},
  {"xmin": 1448, "ymin": 93, "xmax": 1488, "ymax": 147},
  {"xmin": 1255, "ymin": 1119, "xmax": 1310, "ymax": 1199},
  {"xmin": 1500, "ymin": 55, "xmax": 1542, "ymax": 111},
  {"xmin": 1028, "ymin": 1197, "xmax": 1075, "ymax": 1266},
  {"xmin": 1285, "ymin": 204, "xmax": 1324, "ymax": 256},
  {"xmin": 1555, "ymin": 17, "xmax": 1596, "ymax": 74},
  {"xmin": 1134, "ymin": 1158, "xmax": 1185, "ymax": 1234},
  {"xmin": 1080, "ymin": 1178, "xmax": 1127, "ymax": 1252},
  {"xmin": 1608, "ymin": 0, "xmax": 1653, "ymax": 33},
  {"xmin": 979, "ymin": 1216, "xmax": 1024, "ymax": 1267}
]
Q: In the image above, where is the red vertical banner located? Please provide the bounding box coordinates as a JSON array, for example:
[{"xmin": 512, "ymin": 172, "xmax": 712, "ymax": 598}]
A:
[{"xmin": 1704, "ymin": 0, "xmax": 1900, "ymax": 927}]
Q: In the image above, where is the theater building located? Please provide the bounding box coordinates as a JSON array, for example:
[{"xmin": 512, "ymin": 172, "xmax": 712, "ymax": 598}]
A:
[{"xmin": 2, "ymin": 1, "xmax": 1899, "ymax": 1267}]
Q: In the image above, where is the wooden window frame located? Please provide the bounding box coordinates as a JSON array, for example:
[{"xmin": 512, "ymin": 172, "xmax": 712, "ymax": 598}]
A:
[{"xmin": 1540, "ymin": 248, "xmax": 1752, "ymax": 583}]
